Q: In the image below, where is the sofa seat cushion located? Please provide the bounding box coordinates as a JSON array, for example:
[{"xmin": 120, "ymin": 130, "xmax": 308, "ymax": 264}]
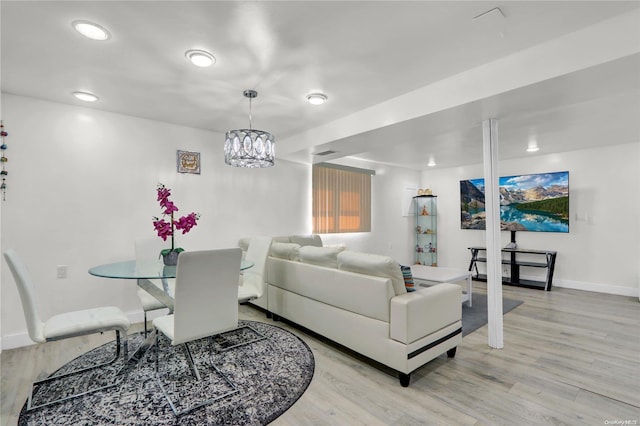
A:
[
  {"xmin": 298, "ymin": 246, "xmax": 344, "ymax": 268},
  {"xmin": 337, "ymin": 251, "xmax": 407, "ymax": 296},
  {"xmin": 270, "ymin": 242, "xmax": 301, "ymax": 261}
]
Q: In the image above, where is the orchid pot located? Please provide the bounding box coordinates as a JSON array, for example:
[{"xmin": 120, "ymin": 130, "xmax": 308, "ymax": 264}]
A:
[{"xmin": 161, "ymin": 248, "xmax": 183, "ymax": 266}]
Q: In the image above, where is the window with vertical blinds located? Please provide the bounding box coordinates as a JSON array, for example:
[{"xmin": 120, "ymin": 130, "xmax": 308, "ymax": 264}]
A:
[{"xmin": 312, "ymin": 163, "xmax": 372, "ymax": 234}]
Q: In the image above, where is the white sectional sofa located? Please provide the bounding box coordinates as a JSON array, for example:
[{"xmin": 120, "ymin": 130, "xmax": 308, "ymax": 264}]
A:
[{"xmin": 239, "ymin": 235, "xmax": 462, "ymax": 386}]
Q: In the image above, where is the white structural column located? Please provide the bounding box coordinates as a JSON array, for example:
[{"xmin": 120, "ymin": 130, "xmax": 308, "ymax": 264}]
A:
[{"xmin": 482, "ymin": 118, "xmax": 504, "ymax": 348}]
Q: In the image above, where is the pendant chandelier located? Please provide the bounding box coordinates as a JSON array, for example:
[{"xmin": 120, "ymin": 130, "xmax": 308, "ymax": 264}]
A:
[{"xmin": 224, "ymin": 89, "xmax": 275, "ymax": 168}]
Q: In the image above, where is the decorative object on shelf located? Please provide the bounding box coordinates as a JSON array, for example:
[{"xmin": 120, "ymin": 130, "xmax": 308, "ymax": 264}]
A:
[
  {"xmin": 417, "ymin": 188, "xmax": 432, "ymax": 196},
  {"xmin": 152, "ymin": 183, "xmax": 200, "ymax": 265},
  {"xmin": 0, "ymin": 121, "xmax": 7, "ymax": 201},
  {"xmin": 413, "ymin": 194, "xmax": 437, "ymax": 266},
  {"xmin": 224, "ymin": 89, "xmax": 275, "ymax": 168},
  {"xmin": 176, "ymin": 150, "xmax": 201, "ymax": 174}
]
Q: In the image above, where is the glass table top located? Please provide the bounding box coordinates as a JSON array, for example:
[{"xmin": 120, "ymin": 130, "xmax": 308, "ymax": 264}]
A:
[{"xmin": 89, "ymin": 259, "xmax": 254, "ymax": 279}]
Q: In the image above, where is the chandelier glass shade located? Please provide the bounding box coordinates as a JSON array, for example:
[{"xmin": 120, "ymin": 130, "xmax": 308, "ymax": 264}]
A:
[
  {"xmin": 224, "ymin": 128, "xmax": 275, "ymax": 168},
  {"xmin": 224, "ymin": 90, "xmax": 275, "ymax": 168}
]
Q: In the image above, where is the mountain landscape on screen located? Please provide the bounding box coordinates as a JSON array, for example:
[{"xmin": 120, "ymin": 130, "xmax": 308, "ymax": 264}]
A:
[{"xmin": 460, "ymin": 171, "xmax": 569, "ymax": 233}]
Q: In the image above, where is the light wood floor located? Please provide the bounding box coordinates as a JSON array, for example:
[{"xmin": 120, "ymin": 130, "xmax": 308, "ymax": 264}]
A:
[{"xmin": 2, "ymin": 283, "xmax": 639, "ymax": 425}]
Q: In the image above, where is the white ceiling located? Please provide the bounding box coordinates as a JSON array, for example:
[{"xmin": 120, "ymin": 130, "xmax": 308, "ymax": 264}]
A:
[{"xmin": 2, "ymin": 1, "xmax": 639, "ymax": 170}]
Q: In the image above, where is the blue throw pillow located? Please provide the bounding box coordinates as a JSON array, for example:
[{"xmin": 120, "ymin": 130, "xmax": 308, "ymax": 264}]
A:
[{"xmin": 400, "ymin": 265, "xmax": 415, "ymax": 292}]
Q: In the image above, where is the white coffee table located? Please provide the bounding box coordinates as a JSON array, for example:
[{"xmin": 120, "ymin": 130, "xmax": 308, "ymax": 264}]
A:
[{"xmin": 410, "ymin": 265, "xmax": 472, "ymax": 307}]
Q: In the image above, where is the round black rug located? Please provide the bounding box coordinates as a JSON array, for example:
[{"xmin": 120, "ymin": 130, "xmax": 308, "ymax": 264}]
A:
[{"xmin": 19, "ymin": 320, "xmax": 314, "ymax": 425}]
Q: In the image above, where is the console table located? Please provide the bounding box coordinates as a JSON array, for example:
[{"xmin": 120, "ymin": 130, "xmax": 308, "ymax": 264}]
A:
[{"xmin": 468, "ymin": 247, "xmax": 557, "ymax": 291}]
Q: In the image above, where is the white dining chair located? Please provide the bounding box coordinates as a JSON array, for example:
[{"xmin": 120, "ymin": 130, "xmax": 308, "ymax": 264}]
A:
[
  {"xmin": 135, "ymin": 238, "xmax": 175, "ymax": 336},
  {"xmin": 238, "ymin": 236, "xmax": 272, "ymax": 303},
  {"xmin": 3, "ymin": 249, "xmax": 130, "ymax": 411},
  {"xmin": 152, "ymin": 248, "xmax": 243, "ymax": 416}
]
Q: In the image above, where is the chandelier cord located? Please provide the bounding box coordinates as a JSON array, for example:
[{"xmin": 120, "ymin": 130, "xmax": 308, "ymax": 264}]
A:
[{"xmin": 248, "ymin": 96, "xmax": 253, "ymax": 129}]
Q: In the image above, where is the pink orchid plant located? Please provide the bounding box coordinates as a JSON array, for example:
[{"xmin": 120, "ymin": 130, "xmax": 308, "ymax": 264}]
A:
[{"xmin": 152, "ymin": 183, "xmax": 200, "ymax": 256}]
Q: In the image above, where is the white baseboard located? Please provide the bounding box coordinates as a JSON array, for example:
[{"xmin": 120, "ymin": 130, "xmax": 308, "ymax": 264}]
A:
[
  {"xmin": 1, "ymin": 331, "xmax": 36, "ymax": 351},
  {"xmin": 1, "ymin": 308, "xmax": 150, "ymax": 352},
  {"xmin": 513, "ymin": 272, "xmax": 638, "ymax": 298},
  {"xmin": 553, "ymin": 278, "xmax": 639, "ymax": 298}
]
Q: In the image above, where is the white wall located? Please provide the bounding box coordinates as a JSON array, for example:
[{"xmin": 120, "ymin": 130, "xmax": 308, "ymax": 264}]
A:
[
  {"xmin": 422, "ymin": 142, "xmax": 640, "ymax": 296},
  {"xmin": 0, "ymin": 94, "xmax": 310, "ymax": 349}
]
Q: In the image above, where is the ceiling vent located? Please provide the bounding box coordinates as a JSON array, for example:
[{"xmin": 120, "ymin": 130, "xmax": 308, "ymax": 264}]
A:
[
  {"xmin": 314, "ymin": 150, "xmax": 337, "ymax": 156},
  {"xmin": 472, "ymin": 7, "xmax": 505, "ymax": 22}
]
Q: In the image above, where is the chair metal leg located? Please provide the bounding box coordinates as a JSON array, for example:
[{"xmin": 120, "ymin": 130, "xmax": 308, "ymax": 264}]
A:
[
  {"xmin": 27, "ymin": 328, "xmax": 128, "ymax": 411},
  {"xmin": 155, "ymin": 328, "xmax": 160, "ymax": 375},
  {"xmin": 182, "ymin": 342, "xmax": 201, "ymax": 381},
  {"xmin": 143, "ymin": 311, "xmax": 149, "ymax": 337}
]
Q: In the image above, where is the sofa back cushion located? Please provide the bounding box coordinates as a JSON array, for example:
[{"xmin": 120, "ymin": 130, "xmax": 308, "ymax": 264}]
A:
[
  {"xmin": 298, "ymin": 246, "xmax": 345, "ymax": 268},
  {"xmin": 272, "ymin": 236, "xmax": 293, "ymax": 244},
  {"xmin": 267, "ymin": 258, "xmax": 394, "ymax": 322},
  {"xmin": 269, "ymin": 242, "xmax": 301, "ymax": 261},
  {"xmin": 238, "ymin": 237, "xmax": 251, "ymax": 252},
  {"xmin": 289, "ymin": 234, "xmax": 323, "ymax": 247},
  {"xmin": 337, "ymin": 251, "xmax": 407, "ymax": 296}
]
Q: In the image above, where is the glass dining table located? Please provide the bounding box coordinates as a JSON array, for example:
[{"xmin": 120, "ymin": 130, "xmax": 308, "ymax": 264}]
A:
[
  {"xmin": 88, "ymin": 258, "xmax": 254, "ymax": 372},
  {"xmin": 89, "ymin": 259, "xmax": 254, "ymax": 311}
]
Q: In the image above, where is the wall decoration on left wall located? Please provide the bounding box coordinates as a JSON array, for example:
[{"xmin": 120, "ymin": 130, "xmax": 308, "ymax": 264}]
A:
[
  {"xmin": 0, "ymin": 121, "xmax": 7, "ymax": 201},
  {"xmin": 177, "ymin": 150, "xmax": 201, "ymax": 174}
]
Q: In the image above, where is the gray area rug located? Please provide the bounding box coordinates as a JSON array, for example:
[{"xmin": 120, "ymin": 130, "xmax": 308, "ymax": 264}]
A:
[
  {"xmin": 462, "ymin": 294, "xmax": 523, "ymax": 336},
  {"xmin": 19, "ymin": 320, "xmax": 314, "ymax": 425}
]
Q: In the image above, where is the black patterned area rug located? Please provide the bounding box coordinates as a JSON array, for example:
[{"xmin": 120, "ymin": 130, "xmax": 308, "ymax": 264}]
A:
[
  {"xmin": 19, "ymin": 320, "xmax": 314, "ymax": 425},
  {"xmin": 462, "ymin": 293, "xmax": 523, "ymax": 336}
]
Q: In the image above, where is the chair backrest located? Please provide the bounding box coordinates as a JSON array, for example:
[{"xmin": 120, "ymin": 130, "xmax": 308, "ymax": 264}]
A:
[
  {"xmin": 3, "ymin": 249, "xmax": 45, "ymax": 343},
  {"xmin": 172, "ymin": 248, "xmax": 242, "ymax": 345},
  {"xmin": 243, "ymin": 236, "xmax": 273, "ymax": 298}
]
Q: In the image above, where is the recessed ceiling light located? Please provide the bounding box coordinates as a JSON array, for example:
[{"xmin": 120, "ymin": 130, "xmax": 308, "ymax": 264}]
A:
[
  {"xmin": 185, "ymin": 50, "xmax": 216, "ymax": 67},
  {"xmin": 526, "ymin": 146, "xmax": 540, "ymax": 153},
  {"xmin": 72, "ymin": 91, "xmax": 99, "ymax": 102},
  {"xmin": 306, "ymin": 93, "xmax": 328, "ymax": 105},
  {"xmin": 427, "ymin": 156, "xmax": 436, "ymax": 167},
  {"xmin": 72, "ymin": 20, "xmax": 111, "ymax": 41}
]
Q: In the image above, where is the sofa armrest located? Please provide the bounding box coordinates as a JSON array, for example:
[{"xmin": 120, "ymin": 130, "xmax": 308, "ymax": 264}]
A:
[{"xmin": 390, "ymin": 283, "xmax": 461, "ymax": 344}]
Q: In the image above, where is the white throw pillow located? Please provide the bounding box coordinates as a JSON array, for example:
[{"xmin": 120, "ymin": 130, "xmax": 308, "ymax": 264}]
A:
[
  {"xmin": 337, "ymin": 251, "xmax": 407, "ymax": 295},
  {"xmin": 298, "ymin": 246, "xmax": 344, "ymax": 268},
  {"xmin": 269, "ymin": 242, "xmax": 301, "ymax": 261}
]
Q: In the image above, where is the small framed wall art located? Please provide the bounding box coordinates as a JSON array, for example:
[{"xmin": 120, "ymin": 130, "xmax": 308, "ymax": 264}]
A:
[{"xmin": 177, "ymin": 150, "xmax": 201, "ymax": 174}]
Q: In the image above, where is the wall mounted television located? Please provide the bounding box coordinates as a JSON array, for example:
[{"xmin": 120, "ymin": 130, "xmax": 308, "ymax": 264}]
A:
[{"xmin": 460, "ymin": 171, "xmax": 569, "ymax": 233}]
